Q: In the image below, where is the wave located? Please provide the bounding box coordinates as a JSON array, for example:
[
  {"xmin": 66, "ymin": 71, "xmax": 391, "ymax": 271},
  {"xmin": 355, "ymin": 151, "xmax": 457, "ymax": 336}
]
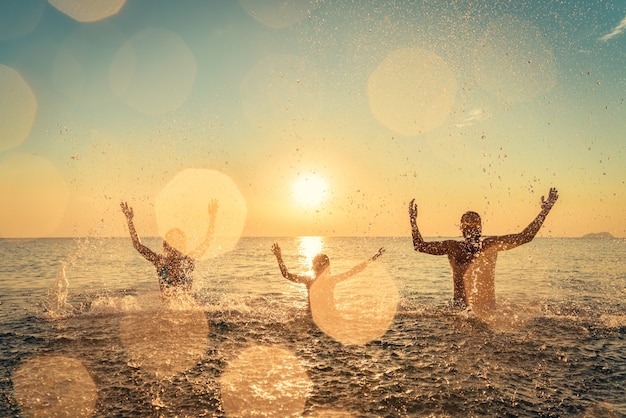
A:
[{"xmin": 37, "ymin": 283, "xmax": 626, "ymax": 339}]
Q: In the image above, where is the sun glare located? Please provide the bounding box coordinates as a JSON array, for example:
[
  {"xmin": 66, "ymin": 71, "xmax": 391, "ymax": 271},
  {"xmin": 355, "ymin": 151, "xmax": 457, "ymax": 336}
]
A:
[
  {"xmin": 298, "ymin": 236, "xmax": 324, "ymax": 273},
  {"xmin": 292, "ymin": 173, "xmax": 328, "ymax": 208}
]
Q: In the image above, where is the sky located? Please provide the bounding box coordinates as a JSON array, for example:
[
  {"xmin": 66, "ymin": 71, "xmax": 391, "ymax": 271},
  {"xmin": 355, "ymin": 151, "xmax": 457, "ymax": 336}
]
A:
[{"xmin": 0, "ymin": 0, "xmax": 624, "ymax": 240}]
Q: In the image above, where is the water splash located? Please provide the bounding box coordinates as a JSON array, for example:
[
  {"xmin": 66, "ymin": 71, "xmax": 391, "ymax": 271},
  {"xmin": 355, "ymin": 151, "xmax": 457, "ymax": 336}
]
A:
[
  {"xmin": 41, "ymin": 235, "xmax": 99, "ymax": 318},
  {"xmin": 42, "ymin": 261, "xmax": 76, "ymax": 318}
]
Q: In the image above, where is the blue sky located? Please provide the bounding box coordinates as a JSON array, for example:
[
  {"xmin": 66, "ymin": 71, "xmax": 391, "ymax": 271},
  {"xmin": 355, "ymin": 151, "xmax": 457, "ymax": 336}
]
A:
[{"xmin": 0, "ymin": 0, "xmax": 624, "ymax": 238}]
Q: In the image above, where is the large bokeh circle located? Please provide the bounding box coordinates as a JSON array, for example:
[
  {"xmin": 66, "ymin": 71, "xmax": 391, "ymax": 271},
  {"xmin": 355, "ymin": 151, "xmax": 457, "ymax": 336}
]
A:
[{"xmin": 155, "ymin": 169, "xmax": 247, "ymax": 259}]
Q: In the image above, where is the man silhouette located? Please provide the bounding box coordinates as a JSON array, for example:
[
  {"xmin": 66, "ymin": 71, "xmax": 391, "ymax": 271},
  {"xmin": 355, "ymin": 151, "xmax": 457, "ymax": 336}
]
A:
[{"xmin": 408, "ymin": 188, "xmax": 558, "ymax": 313}]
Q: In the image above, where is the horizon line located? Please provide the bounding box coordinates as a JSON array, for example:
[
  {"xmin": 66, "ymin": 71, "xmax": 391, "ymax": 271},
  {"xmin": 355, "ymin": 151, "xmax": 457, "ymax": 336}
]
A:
[{"xmin": 0, "ymin": 234, "xmax": 622, "ymax": 240}]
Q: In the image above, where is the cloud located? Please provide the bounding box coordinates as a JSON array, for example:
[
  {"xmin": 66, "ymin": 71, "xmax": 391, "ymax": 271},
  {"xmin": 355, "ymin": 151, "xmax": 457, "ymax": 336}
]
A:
[
  {"xmin": 456, "ymin": 108, "xmax": 491, "ymax": 128},
  {"xmin": 600, "ymin": 15, "xmax": 626, "ymax": 41}
]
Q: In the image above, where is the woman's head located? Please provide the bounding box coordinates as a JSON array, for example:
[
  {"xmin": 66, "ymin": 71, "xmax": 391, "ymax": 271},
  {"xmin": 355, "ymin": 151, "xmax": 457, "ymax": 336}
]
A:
[
  {"xmin": 163, "ymin": 228, "xmax": 187, "ymax": 255},
  {"xmin": 312, "ymin": 253, "xmax": 330, "ymax": 276}
]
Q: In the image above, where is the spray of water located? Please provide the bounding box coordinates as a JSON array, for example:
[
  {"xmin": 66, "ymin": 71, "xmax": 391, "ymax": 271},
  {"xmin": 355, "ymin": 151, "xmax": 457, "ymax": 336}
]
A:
[
  {"xmin": 42, "ymin": 222, "xmax": 105, "ymax": 318},
  {"xmin": 43, "ymin": 261, "xmax": 75, "ymax": 317}
]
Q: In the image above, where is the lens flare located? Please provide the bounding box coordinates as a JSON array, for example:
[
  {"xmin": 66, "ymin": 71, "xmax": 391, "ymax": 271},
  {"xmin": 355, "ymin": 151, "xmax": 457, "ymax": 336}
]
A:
[
  {"xmin": 12, "ymin": 355, "xmax": 97, "ymax": 418},
  {"xmin": 367, "ymin": 48, "xmax": 456, "ymax": 136},
  {"xmin": 48, "ymin": 0, "xmax": 125, "ymax": 22},
  {"xmin": 220, "ymin": 345, "xmax": 311, "ymax": 417},
  {"xmin": 0, "ymin": 0, "xmax": 44, "ymax": 40},
  {"xmin": 155, "ymin": 169, "xmax": 247, "ymax": 259},
  {"xmin": 310, "ymin": 263, "xmax": 399, "ymax": 345},
  {"xmin": 119, "ymin": 306, "xmax": 209, "ymax": 379},
  {"xmin": 110, "ymin": 28, "xmax": 197, "ymax": 115},
  {"xmin": 0, "ymin": 65, "xmax": 37, "ymax": 153},
  {"xmin": 0, "ymin": 153, "xmax": 69, "ymax": 238}
]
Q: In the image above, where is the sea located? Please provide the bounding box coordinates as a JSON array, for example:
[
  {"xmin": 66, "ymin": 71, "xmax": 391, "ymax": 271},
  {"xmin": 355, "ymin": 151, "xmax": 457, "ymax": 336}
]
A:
[{"xmin": 0, "ymin": 236, "xmax": 624, "ymax": 417}]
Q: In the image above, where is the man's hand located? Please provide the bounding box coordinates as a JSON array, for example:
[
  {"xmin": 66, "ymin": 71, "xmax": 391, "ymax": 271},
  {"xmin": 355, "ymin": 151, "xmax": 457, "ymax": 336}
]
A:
[
  {"xmin": 541, "ymin": 188, "xmax": 559, "ymax": 211},
  {"xmin": 409, "ymin": 199, "xmax": 418, "ymax": 221},
  {"xmin": 120, "ymin": 201, "xmax": 134, "ymax": 220}
]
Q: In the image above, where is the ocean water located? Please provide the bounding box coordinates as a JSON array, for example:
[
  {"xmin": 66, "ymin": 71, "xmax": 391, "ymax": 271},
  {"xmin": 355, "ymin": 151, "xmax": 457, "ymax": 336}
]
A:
[{"xmin": 0, "ymin": 236, "xmax": 624, "ymax": 417}]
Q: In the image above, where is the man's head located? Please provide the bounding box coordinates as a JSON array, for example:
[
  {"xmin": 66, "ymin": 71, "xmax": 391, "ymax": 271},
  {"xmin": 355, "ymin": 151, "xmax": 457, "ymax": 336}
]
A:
[
  {"xmin": 460, "ymin": 211, "xmax": 482, "ymax": 240},
  {"xmin": 312, "ymin": 253, "xmax": 330, "ymax": 276}
]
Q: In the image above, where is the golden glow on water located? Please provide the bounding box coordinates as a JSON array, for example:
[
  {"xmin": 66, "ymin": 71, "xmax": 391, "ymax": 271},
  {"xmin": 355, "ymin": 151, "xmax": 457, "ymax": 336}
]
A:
[
  {"xmin": 48, "ymin": 0, "xmax": 126, "ymax": 23},
  {"xmin": 0, "ymin": 154, "xmax": 69, "ymax": 239},
  {"xmin": 155, "ymin": 169, "xmax": 247, "ymax": 259},
  {"xmin": 367, "ymin": 48, "xmax": 456, "ymax": 136},
  {"xmin": 12, "ymin": 355, "xmax": 97, "ymax": 418},
  {"xmin": 308, "ymin": 410, "xmax": 355, "ymax": 418},
  {"xmin": 119, "ymin": 301, "xmax": 209, "ymax": 379},
  {"xmin": 297, "ymin": 236, "xmax": 324, "ymax": 274},
  {"xmin": 0, "ymin": 65, "xmax": 37, "ymax": 153},
  {"xmin": 220, "ymin": 345, "xmax": 311, "ymax": 417}
]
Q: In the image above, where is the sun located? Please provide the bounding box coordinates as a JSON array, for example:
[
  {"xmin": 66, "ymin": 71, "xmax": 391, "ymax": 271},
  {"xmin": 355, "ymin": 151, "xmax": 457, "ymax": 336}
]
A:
[{"xmin": 292, "ymin": 173, "xmax": 329, "ymax": 208}]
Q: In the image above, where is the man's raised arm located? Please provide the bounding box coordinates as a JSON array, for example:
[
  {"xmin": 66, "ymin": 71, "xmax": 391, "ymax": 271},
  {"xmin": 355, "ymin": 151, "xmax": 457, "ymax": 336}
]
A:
[
  {"xmin": 189, "ymin": 199, "xmax": 219, "ymax": 259},
  {"xmin": 409, "ymin": 199, "xmax": 453, "ymax": 255},
  {"xmin": 491, "ymin": 188, "xmax": 559, "ymax": 250}
]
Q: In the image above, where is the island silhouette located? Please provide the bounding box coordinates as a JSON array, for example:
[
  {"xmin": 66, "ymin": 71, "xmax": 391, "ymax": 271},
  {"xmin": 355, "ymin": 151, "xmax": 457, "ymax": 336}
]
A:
[{"xmin": 581, "ymin": 232, "xmax": 615, "ymax": 239}]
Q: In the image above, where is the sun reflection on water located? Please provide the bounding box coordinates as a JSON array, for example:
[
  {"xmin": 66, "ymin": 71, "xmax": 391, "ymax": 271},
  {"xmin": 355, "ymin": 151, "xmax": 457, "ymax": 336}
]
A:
[
  {"xmin": 297, "ymin": 236, "xmax": 324, "ymax": 275},
  {"xmin": 220, "ymin": 345, "xmax": 311, "ymax": 418}
]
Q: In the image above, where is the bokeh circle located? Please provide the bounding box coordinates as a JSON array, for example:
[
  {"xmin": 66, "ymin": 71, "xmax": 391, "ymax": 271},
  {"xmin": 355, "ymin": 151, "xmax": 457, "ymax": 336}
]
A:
[
  {"xmin": 155, "ymin": 169, "xmax": 247, "ymax": 259},
  {"xmin": 368, "ymin": 48, "xmax": 456, "ymax": 136}
]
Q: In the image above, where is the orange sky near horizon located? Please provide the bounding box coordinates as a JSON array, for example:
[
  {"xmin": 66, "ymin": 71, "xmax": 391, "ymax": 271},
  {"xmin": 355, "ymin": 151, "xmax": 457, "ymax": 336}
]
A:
[{"xmin": 0, "ymin": 0, "xmax": 624, "ymax": 240}]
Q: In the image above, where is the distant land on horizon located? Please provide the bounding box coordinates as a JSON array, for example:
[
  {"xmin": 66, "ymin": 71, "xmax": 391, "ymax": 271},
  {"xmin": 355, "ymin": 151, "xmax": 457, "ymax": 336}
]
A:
[{"xmin": 580, "ymin": 232, "xmax": 615, "ymax": 239}]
